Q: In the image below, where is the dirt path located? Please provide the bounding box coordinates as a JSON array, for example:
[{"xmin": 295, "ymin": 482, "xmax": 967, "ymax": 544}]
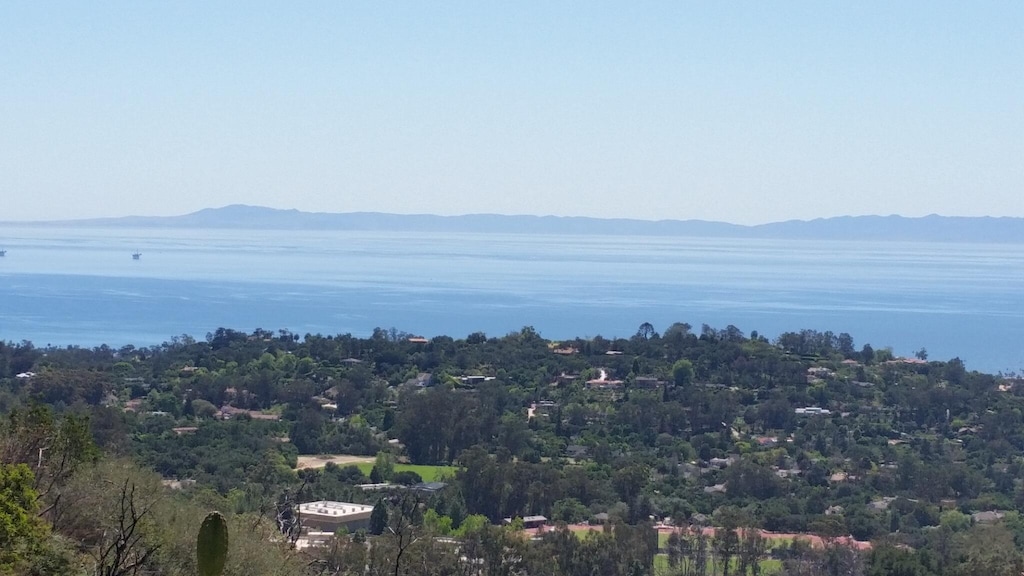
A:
[{"xmin": 295, "ymin": 454, "xmax": 376, "ymax": 470}]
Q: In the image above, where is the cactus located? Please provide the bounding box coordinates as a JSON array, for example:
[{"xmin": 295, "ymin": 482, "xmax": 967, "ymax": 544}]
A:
[{"xmin": 197, "ymin": 511, "xmax": 229, "ymax": 576}]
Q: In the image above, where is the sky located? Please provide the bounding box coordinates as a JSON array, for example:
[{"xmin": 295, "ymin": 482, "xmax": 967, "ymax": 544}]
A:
[{"xmin": 1, "ymin": 2, "xmax": 1022, "ymax": 225}]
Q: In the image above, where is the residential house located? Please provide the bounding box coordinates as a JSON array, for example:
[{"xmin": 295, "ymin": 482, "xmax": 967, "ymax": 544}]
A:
[
  {"xmin": 411, "ymin": 482, "xmax": 448, "ymax": 495},
  {"xmin": 633, "ymin": 376, "xmax": 663, "ymax": 389},
  {"xmin": 504, "ymin": 516, "xmax": 547, "ymax": 529}
]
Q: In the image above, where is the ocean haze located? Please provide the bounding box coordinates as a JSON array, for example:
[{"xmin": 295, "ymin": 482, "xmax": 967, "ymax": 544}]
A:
[{"xmin": 1, "ymin": 225, "xmax": 1021, "ymax": 374}]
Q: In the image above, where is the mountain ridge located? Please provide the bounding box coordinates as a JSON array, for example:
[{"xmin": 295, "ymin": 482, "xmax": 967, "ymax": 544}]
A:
[{"xmin": 5, "ymin": 204, "xmax": 1024, "ymax": 243}]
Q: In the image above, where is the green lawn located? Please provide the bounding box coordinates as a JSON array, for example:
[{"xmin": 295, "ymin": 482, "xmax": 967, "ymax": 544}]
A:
[
  {"xmin": 654, "ymin": 554, "xmax": 781, "ymax": 574},
  {"xmin": 355, "ymin": 463, "xmax": 458, "ymax": 482}
]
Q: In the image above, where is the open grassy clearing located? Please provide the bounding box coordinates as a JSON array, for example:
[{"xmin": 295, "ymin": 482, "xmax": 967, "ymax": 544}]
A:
[{"xmin": 354, "ymin": 463, "xmax": 458, "ymax": 482}]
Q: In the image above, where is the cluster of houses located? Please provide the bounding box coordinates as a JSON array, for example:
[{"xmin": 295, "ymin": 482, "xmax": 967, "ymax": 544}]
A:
[{"xmin": 99, "ymin": 354, "xmax": 1024, "ymax": 552}]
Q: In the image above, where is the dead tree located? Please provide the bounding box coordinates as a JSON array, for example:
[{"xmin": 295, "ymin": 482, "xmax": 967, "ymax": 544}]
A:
[{"xmin": 93, "ymin": 479, "xmax": 161, "ymax": 576}]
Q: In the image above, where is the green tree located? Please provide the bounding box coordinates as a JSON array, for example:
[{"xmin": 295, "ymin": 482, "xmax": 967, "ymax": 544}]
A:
[
  {"xmin": 192, "ymin": 399, "xmax": 219, "ymax": 419},
  {"xmin": 454, "ymin": 515, "xmax": 490, "ymax": 538},
  {"xmin": 672, "ymin": 359, "xmax": 694, "ymax": 385},
  {"xmin": 635, "ymin": 322, "xmax": 656, "ymax": 341},
  {"xmin": 550, "ymin": 498, "xmax": 589, "ymax": 524},
  {"xmin": 866, "ymin": 543, "xmax": 934, "ymax": 576},
  {"xmin": 671, "ymin": 359, "xmax": 695, "ymax": 392},
  {"xmin": 369, "ymin": 500, "xmax": 388, "ymax": 536},
  {"xmin": 373, "ymin": 452, "xmax": 395, "ymax": 482},
  {"xmin": 951, "ymin": 524, "xmax": 1024, "ymax": 576},
  {"xmin": 422, "ymin": 509, "xmax": 452, "ymax": 536},
  {"xmin": 0, "ymin": 463, "xmax": 45, "ymax": 571}
]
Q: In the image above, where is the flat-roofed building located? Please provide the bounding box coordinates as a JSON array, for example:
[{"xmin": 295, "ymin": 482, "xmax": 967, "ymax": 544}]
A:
[
  {"xmin": 411, "ymin": 482, "xmax": 448, "ymax": 495},
  {"xmin": 504, "ymin": 515, "xmax": 547, "ymax": 529},
  {"xmin": 295, "ymin": 531, "xmax": 336, "ymax": 550},
  {"xmin": 298, "ymin": 501, "xmax": 375, "ymax": 533}
]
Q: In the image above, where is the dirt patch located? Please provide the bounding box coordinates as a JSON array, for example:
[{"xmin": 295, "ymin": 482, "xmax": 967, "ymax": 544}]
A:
[{"xmin": 295, "ymin": 454, "xmax": 376, "ymax": 470}]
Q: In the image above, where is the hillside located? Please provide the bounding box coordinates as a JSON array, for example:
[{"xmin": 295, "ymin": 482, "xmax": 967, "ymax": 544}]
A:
[{"xmin": 3, "ymin": 323, "xmax": 1024, "ymax": 575}]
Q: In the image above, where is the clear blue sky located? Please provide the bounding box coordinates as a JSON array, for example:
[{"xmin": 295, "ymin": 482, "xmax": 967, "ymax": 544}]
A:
[{"xmin": 2, "ymin": 1, "xmax": 1022, "ymax": 224}]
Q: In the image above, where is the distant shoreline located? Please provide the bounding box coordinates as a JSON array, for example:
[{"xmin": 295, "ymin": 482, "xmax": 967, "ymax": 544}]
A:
[{"xmin": 2, "ymin": 204, "xmax": 1023, "ymax": 244}]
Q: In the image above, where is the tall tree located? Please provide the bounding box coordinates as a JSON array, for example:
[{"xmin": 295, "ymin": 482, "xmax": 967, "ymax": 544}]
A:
[
  {"xmin": 369, "ymin": 500, "xmax": 388, "ymax": 536},
  {"xmin": 0, "ymin": 463, "xmax": 45, "ymax": 571}
]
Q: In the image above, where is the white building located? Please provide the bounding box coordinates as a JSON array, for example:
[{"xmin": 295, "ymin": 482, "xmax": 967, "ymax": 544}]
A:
[{"xmin": 297, "ymin": 501, "xmax": 375, "ymax": 533}]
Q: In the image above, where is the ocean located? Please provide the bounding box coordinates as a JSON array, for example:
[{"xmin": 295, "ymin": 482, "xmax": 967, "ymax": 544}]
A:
[{"xmin": 0, "ymin": 226, "xmax": 1021, "ymax": 374}]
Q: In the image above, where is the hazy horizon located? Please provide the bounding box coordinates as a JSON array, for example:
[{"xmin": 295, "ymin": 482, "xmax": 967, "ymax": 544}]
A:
[
  {"xmin": 3, "ymin": 2, "xmax": 1022, "ymax": 224},
  {"xmin": 4, "ymin": 202, "xmax": 1024, "ymax": 227}
]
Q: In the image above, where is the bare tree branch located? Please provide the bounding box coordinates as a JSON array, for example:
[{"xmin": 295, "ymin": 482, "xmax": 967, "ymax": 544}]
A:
[{"xmin": 92, "ymin": 479, "xmax": 162, "ymax": 576}]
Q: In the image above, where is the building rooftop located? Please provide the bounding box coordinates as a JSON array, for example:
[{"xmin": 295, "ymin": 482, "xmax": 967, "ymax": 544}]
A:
[
  {"xmin": 355, "ymin": 483, "xmax": 394, "ymax": 491},
  {"xmin": 298, "ymin": 501, "xmax": 374, "ymax": 518},
  {"xmin": 795, "ymin": 406, "xmax": 831, "ymax": 415},
  {"xmin": 411, "ymin": 482, "xmax": 448, "ymax": 493},
  {"xmin": 504, "ymin": 515, "xmax": 547, "ymax": 524},
  {"xmin": 971, "ymin": 510, "xmax": 1005, "ymax": 523}
]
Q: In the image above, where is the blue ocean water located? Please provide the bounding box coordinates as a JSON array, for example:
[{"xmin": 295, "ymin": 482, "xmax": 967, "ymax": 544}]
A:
[{"xmin": 0, "ymin": 226, "xmax": 1021, "ymax": 374}]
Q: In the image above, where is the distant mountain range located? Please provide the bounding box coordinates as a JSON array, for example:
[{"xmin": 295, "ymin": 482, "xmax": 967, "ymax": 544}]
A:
[{"xmin": 7, "ymin": 204, "xmax": 1024, "ymax": 243}]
